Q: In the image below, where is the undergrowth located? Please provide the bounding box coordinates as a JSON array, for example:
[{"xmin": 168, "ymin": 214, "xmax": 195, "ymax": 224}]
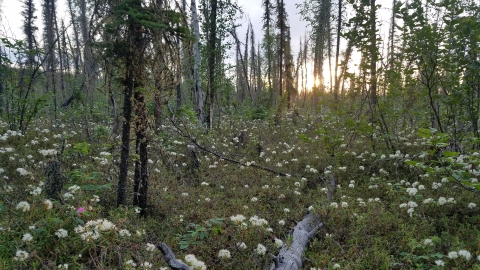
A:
[{"xmin": 0, "ymin": 104, "xmax": 479, "ymax": 269}]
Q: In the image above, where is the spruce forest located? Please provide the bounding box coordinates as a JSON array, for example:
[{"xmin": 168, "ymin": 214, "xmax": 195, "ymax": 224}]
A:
[{"xmin": 1, "ymin": 0, "xmax": 480, "ymax": 269}]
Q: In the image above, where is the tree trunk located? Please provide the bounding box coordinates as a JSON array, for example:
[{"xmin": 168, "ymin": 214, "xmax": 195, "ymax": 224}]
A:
[
  {"xmin": 190, "ymin": 0, "xmax": 205, "ymax": 124},
  {"xmin": 206, "ymin": 0, "xmax": 218, "ymax": 129},
  {"xmin": 333, "ymin": 0, "xmax": 342, "ymax": 101},
  {"xmin": 133, "ymin": 90, "xmax": 149, "ymax": 215}
]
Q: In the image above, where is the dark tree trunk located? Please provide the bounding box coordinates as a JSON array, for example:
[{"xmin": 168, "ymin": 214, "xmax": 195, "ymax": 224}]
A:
[
  {"xmin": 206, "ymin": 0, "xmax": 218, "ymax": 129},
  {"xmin": 133, "ymin": 91, "xmax": 149, "ymax": 215}
]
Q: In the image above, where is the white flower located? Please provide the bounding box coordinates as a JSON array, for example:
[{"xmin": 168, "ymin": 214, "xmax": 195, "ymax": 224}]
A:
[
  {"xmin": 399, "ymin": 203, "xmax": 407, "ymax": 208},
  {"xmin": 217, "ymin": 249, "xmax": 231, "ymax": 259},
  {"xmin": 330, "ymin": 202, "xmax": 338, "ymax": 208},
  {"xmin": 43, "ymin": 199, "xmax": 53, "ymax": 209},
  {"xmin": 424, "ymin": 239, "xmax": 433, "ymax": 246},
  {"xmin": 435, "ymin": 260, "xmax": 445, "ymax": 266},
  {"xmin": 16, "ymin": 201, "xmax": 30, "ymax": 212},
  {"xmin": 341, "ymin": 202, "xmax": 348, "ymax": 208},
  {"xmin": 423, "ymin": 198, "xmax": 433, "ymax": 204},
  {"xmin": 406, "ymin": 187, "xmax": 418, "ymax": 196},
  {"xmin": 448, "ymin": 251, "xmax": 458, "ymax": 259},
  {"xmin": 438, "ymin": 197, "xmax": 447, "ymax": 205},
  {"xmin": 407, "ymin": 201, "xmax": 418, "ymax": 208},
  {"xmin": 250, "ymin": 197, "xmax": 258, "ymax": 202},
  {"xmin": 200, "ymin": 181, "xmax": 209, "ymax": 186},
  {"xmin": 255, "ymin": 244, "xmax": 267, "ymax": 255},
  {"xmin": 17, "ymin": 168, "xmax": 31, "ymax": 176},
  {"xmin": 39, "ymin": 149, "xmax": 57, "ymax": 156},
  {"xmin": 67, "ymin": 185, "xmax": 81, "ymax": 193},
  {"xmin": 237, "ymin": 242, "xmax": 247, "ymax": 249},
  {"xmin": 140, "ymin": 261, "xmax": 153, "ymax": 268},
  {"xmin": 146, "ymin": 243, "xmax": 156, "ymax": 252},
  {"xmin": 249, "ymin": 216, "xmax": 268, "ymax": 226},
  {"xmin": 90, "ymin": 195, "xmax": 100, "ymax": 203},
  {"xmin": 22, "ymin": 233, "xmax": 33, "ymax": 242},
  {"xmin": 184, "ymin": 254, "xmax": 206, "ymax": 270},
  {"xmin": 278, "ymin": 220, "xmax": 285, "ymax": 226},
  {"xmin": 29, "ymin": 187, "xmax": 42, "ymax": 196},
  {"xmin": 432, "ymin": 182, "xmax": 442, "ymax": 189},
  {"xmin": 55, "ymin": 229, "xmax": 68, "ymax": 238},
  {"xmin": 125, "ymin": 260, "xmax": 136, "ymax": 267},
  {"xmin": 468, "ymin": 202, "xmax": 477, "ymax": 209},
  {"xmin": 458, "ymin": 249, "xmax": 471, "ymax": 260},
  {"xmin": 14, "ymin": 250, "xmax": 29, "ymax": 261},
  {"xmin": 230, "ymin": 214, "xmax": 246, "ymax": 224},
  {"xmin": 119, "ymin": 229, "xmax": 131, "ymax": 237},
  {"xmin": 308, "ymin": 205, "xmax": 314, "ymax": 212},
  {"xmin": 57, "ymin": 263, "xmax": 68, "ymax": 269},
  {"xmin": 284, "ymin": 208, "xmax": 290, "ymax": 213},
  {"xmin": 63, "ymin": 192, "xmax": 74, "ymax": 200},
  {"xmin": 333, "ymin": 263, "xmax": 340, "ymax": 268},
  {"xmin": 274, "ymin": 238, "xmax": 284, "ymax": 248}
]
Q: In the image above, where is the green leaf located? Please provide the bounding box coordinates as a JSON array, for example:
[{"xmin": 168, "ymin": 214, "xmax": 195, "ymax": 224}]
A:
[
  {"xmin": 405, "ymin": 160, "xmax": 419, "ymax": 166},
  {"xmin": 299, "ymin": 134, "xmax": 312, "ymax": 143},
  {"xmin": 429, "ymin": 253, "xmax": 443, "ymax": 258},
  {"xmin": 416, "ymin": 128, "xmax": 433, "ymax": 138},
  {"xmin": 442, "ymin": 151, "xmax": 460, "ymax": 157}
]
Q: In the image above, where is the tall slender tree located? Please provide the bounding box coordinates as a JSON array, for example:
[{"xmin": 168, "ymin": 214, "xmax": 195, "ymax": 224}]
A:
[
  {"xmin": 191, "ymin": 0, "xmax": 205, "ymax": 123},
  {"xmin": 42, "ymin": 0, "xmax": 58, "ymax": 114},
  {"xmin": 22, "ymin": 0, "xmax": 38, "ymax": 68},
  {"xmin": 205, "ymin": 0, "xmax": 218, "ymax": 129},
  {"xmin": 262, "ymin": 0, "xmax": 275, "ymax": 104}
]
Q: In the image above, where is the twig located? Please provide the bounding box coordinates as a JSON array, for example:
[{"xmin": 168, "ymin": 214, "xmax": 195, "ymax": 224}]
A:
[{"xmin": 168, "ymin": 117, "xmax": 297, "ymax": 177}]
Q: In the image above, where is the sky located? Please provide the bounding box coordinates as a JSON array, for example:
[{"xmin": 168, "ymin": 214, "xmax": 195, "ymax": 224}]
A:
[
  {"xmin": 0, "ymin": 0, "xmax": 311, "ymax": 56},
  {"xmin": 0, "ymin": 0, "xmax": 392, "ymax": 91}
]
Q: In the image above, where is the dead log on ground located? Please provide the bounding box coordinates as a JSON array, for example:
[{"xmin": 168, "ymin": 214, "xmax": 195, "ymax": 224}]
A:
[
  {"xmin": 270, "ymin": 173, "xmax": 336, "ymax": 270},
  {"xmin": 157, "ymin": 242, "xmax": 191, "ymax": 270}
]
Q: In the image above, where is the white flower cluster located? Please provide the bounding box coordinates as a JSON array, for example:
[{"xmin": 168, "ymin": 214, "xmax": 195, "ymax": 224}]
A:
[
  {"xmin": 249, "ymin": 215, "xmax": 268, "ymax": 227},
  {"xmin": 255, "ymin": 243, "xmax": 267, "ymax": 255},
  {"xmin": 74, "ymin": 219, "xmax": 116, "ymax": 242},
  {"xmin": 16, "ymin": 168, "xmax": 31, "ymax": 176},
  {"xmin": 146, "ymin": 243, "xmax": 156, "ymax": 252},
  {"xmin": 0, "ymin": 130, "xmax": 23, "ymax": 140},
  {"xmin": 55, "ymin": 229, "xmax": 68, "ymax": 238},
  {"xmin": 230, "ymin": 214, "xmax": 246, "ymax": 224},
  {"xmin": 16, "ymin": 201, "xmax": 31, "ymax": 212},
  {"xmin": 184, "ymin": 254, "xmax": 206, "ymax": 270},
  {"xmin": 38, "ymin": 149, "xmax": 57, "ymax": 156},
  {"xmin": 217, "ymin": 249, "xmax": 231, "ymax": 259},
  {"xmin": 399, "ymin": 201, "xmax": 418, "ymax": 217}
]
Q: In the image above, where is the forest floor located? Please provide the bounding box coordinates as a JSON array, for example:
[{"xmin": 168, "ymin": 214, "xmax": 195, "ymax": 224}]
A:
[{"xmin": 1, "ymin": 104, "xmax": 479, "ymax": 269}]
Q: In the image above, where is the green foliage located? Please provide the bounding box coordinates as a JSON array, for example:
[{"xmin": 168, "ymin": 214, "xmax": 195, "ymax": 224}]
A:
[
  {"xmin": 72, "ymin": 142, "xmax": 90, "ymax": 156},
  {"xmin": 405, "ymin": 128, "xmax": 480, "ymax": 192},
  {"xmin": 176, "ymin": 218, "xmax": 225, "ymax": 249},
  {"xmin": 246, "ymin": 106, "xmax": 271, "ymax": 120}
]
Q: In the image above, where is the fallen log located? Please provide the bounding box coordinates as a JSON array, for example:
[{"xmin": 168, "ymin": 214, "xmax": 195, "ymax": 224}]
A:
[
  {"xmin": 157, "ymin": 242, "xmax": 191, "ymax": 270},
  {"xmin": 270, "ymin": 214, "xmax": 323, "ymax": 270},
  {"xmin": 270, "ymin": 173, "xmax": 336, "ymax": 270}
]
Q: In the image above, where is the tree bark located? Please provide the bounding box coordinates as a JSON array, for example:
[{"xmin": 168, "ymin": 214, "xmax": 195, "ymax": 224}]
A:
[{"xmin": 190, "ymin": 0, "xmax": 205, "ymax": 124}]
